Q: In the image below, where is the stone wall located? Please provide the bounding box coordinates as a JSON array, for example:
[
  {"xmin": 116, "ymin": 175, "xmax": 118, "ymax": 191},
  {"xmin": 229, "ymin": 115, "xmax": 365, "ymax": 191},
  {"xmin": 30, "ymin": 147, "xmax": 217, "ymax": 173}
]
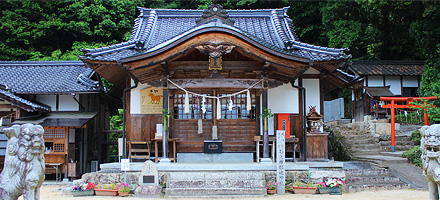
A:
[{"xmin": 81, "ymin": 169, "xmax": 345, "ymax": 191}]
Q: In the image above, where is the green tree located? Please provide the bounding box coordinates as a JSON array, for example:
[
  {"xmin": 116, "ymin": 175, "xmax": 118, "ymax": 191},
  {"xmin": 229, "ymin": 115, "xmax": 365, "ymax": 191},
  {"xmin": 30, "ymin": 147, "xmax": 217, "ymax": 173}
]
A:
[{"xmin": 0, "ymin": 0, "xmax": 144, "ymax": 61}]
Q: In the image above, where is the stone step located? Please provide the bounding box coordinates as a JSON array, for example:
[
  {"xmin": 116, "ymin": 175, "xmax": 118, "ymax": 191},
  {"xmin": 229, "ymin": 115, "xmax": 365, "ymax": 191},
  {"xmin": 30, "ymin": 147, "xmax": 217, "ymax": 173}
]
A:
[
  {"xmin": 352, "ymin": 149, "xmax": 384, "ymax": 155},
  {"xmin": 345, "ymin": 182, "xmax": 410, "ymax": 193},
  {"xmin": 350, "ymin": 143, "xmax": 383, "ymax": 149},
  {"xmin": 383, "ymin": 145, "xmax": 414, "ymax": 152},
  {"xmin": 344, "ymin": 169, "xmax": 390, "ymax": 176},
  {"xmin": 379, "ymin": 135, "xmax": 412, "ymax": 142},
  {"xmin": 379, "ymin": 141, "xmax": 414, "ymax": 146},
  {"xmin": 168, "ymin": 172, "xmax": 265, "ymax": 181},
  {"xmin": 166, "ymin": 172, "xmax": 266, "ymax": 197},
  {"xmin": 344, "ymin": 136, "xmax": 377, "ymax": 143},
  {"xmin": 168, "ymin": 179, "xmax": 264, "ymax": 188},
  {"xmin": 165, "ymin": 188, "xmax": 266, "ymax": 197},
  {"xmin": 346, "ymin": 175, "xmax": 401, "ymax": 184}
]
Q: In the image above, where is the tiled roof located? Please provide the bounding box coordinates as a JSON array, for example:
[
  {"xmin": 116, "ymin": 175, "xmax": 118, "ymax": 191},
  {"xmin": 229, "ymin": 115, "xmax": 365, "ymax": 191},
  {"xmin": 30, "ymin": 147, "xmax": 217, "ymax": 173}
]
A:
[
  {"xmin": 0, "ymin": 88, "xmax": 51, "ymax": 112},
  {"xmin": 364, "ymin": 86, "xmax": 395, "ymax": 98},
  {"xmin": 0, "ymin": 61, "xmax": 101, "ymax": 94},
  {"xmin": 350, "ymin": 60, "xmax": 425, "ymax": 76},
  {"xmin": 80, "ymin": 6, "xmax": 350, "ymax": 63}
]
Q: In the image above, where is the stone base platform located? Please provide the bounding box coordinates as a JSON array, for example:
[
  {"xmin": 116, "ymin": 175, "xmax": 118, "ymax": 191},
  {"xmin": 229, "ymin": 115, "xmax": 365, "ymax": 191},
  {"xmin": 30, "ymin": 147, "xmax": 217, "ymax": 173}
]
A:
[
  {"xmin": 100, "ymin": 161, "xmax": 343, "ymax": 172},
  {"xmin": 177, "ymin": 153, "xmax": 253, "ymax": 163},
  {"xmin": 134, "ymin": 185, "xmax": 162, "ymax": 197}
]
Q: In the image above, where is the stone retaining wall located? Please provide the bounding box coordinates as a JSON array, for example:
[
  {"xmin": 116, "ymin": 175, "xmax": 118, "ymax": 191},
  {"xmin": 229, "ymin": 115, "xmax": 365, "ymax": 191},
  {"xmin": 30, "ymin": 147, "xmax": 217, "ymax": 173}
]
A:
[{"xmin": 80, "ymin": 170, "xmax": 345, "ymax": 191}]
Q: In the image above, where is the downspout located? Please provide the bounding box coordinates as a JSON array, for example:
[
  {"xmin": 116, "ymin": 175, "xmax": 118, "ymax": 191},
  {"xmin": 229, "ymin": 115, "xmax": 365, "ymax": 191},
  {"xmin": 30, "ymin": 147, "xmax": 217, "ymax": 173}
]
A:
[
  {"xmin": 123, "ymin": 80, "xmax": 138, "ymax": 159},
  {"xmin": 72, "ymin": 94, "xmax": 86, "ymax": 111},
  {"xmin": 116, "ymin": 61, "xmax": 141, "ymax": 160},
  {"xmin": 291, "ymin": 82, "xmax": 307, "ymax": 161}
]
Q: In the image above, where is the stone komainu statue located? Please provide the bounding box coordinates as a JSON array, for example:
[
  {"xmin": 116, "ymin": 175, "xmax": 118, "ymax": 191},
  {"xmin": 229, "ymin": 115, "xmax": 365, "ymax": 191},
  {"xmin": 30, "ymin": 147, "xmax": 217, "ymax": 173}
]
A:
[
  {"xmin": 0, "ymin": 124, "xmax": 45, "ymax": 200},
  {"xmin": 421, "ymin": 124, "xmax": 440, "ymax": 200}
]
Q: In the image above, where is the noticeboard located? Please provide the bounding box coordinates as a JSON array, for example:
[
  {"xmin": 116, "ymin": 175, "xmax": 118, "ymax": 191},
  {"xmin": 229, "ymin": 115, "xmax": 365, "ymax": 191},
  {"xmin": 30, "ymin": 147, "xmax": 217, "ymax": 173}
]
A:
[{"xmin": 140, "ymin": 87, "xmax": 163, "ymax": 114}]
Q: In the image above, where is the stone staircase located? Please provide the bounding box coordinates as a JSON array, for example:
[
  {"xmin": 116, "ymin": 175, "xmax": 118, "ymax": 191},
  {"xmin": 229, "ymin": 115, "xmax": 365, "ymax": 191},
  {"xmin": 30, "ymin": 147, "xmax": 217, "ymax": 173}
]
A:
[
  {"xmin": 344, "ymin": 168, "xmax": 410, "ymax": 193},
  {"xmin": 165, "ymin": 172, "xmax": 266, "ymax": 197},
  {"xmin": 330, "ymin": 122, "xmax": 416, "ymax": 156}
]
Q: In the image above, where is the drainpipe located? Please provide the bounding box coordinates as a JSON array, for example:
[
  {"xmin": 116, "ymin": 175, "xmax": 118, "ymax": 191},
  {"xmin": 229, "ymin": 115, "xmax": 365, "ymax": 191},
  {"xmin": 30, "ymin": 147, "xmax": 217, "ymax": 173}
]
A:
[
  {"xmin": 72, "ymin": 93, "xmax": 86, "ymax": 111},
  {"xmin": 291, "ymin": 82, "xmax": 307, "ymax": 161},
  {"xmin": 122, "ymin": 80, "xmax": 138, "ymax": 159}
]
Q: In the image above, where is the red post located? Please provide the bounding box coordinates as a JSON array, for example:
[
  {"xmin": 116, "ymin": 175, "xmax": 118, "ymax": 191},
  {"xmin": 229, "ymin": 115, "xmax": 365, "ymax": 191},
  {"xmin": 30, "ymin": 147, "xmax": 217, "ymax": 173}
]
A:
[
  {"xmin": 424, "ymin": 108, "xmax": 429, "ymax": 126},
  {"xmin": 390, "ymin": 100, "xmax": 395, "ymax": 152}
]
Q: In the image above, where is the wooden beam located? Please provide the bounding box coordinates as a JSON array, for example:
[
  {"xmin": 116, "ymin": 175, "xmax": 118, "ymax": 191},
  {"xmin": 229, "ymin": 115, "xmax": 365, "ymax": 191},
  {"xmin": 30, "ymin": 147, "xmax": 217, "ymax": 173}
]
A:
[
  {"xmin": 0, "ymin": 104, "xmax": 15, "ymax": 109},
  {"xmin": 165, "ymin": 79, "xmax": 283, "ymax": 89},
  {"xmin": 123, "ymin": 32, "xmax": 308, "ymax": 83},
  {"xmin": 169, "ymin": 61, "xmax": 261, "ymax": 71}
]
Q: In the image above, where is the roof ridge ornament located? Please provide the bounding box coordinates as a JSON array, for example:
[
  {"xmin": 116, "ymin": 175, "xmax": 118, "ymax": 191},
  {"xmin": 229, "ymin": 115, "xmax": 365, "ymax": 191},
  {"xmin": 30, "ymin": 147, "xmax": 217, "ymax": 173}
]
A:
[{"xmin": 196, "ymin": 4, "xmax": 235, "ymax": 26}]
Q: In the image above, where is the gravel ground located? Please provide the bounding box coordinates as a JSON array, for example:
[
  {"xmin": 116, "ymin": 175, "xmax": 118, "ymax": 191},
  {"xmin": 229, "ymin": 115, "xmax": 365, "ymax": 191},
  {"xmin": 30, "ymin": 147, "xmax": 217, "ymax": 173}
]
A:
[{"xmin": 18, "ymin": 184, "xmax": 429, "ymax": 200}]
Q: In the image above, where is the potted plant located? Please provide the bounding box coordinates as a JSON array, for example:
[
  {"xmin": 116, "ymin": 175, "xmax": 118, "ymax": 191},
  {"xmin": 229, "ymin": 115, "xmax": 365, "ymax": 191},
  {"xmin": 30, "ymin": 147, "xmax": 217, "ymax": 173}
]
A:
[
  {"xmin": 71, "ymin": 182, "xmax": 95, "ymax": 196},
  {"xmin": 318, "ymin": 178, "xmax": 345, "ymax": 194},
  {"xmin": 117, "ymin": 183, "xmax": 130, "ymax": 197},
  {"xmin": 260, "ymin": 107, "xmax": 274, "ymax": 132},
  {"xmin": 95, "ymin": 183, "xmax": 118, "ymax": 196},
  {"xmin": 292, "ymin": 181, "xmax": 318, "ymax": 194},
  {"xmin": 266, "ymin": 181, "xmax": 279, "ymax": 194}
]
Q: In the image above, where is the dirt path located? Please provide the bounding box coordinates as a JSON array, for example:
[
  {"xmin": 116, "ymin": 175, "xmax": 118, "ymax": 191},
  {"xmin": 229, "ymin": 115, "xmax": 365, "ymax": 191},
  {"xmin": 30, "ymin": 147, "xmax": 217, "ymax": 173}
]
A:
[{"xmin": 21, "ymin": 184, "xmax": 429, "ymax": 200}]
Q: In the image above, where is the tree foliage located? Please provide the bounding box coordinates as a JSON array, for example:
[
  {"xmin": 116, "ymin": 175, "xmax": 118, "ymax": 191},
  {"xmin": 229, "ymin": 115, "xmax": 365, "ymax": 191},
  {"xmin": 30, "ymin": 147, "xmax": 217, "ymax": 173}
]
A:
[{"xmin": 0, "ymin": 0, "xmax": 439, "ymax": 97}]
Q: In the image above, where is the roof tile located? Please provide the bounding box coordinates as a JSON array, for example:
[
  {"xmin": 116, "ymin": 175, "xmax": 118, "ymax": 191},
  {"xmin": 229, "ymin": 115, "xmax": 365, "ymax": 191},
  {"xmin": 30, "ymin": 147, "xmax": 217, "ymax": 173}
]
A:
[
  {"xmin": 0, "ymin": 61, "xmax": 102, "ymax": 94},
  {"xmin": 80, "ymin": 6, "xmax": 350, "ymax": 63}
]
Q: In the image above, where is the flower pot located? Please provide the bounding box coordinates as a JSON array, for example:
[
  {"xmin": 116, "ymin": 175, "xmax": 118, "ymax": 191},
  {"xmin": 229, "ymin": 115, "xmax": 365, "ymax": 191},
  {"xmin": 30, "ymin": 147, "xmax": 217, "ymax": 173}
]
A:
[
  {"xmin": 267, "ymin": 189, "xmax": 276, "ymax": 194},
  {"xmin": 118, "ymin": 191, "xmax": 130, "ymax": 197},
  {"xmin": 318, "ymin": 187, "xmax": 342, "ymax": 194},
  {"xmin": 95, "ymin": 189, "xmax": 118, "ymax": 196},
  {"xmin": 293, "ymin": 186, "xmax": 317, "ymax": 194},
  {"xmin": 71, "ymin": 189, "xmax": 94, "ymax": 196}
]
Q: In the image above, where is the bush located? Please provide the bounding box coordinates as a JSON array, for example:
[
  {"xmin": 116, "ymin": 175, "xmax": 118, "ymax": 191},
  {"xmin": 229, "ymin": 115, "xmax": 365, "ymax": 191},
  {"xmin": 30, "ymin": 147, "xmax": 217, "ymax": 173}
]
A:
[
  {"xmin": 402, "ymin": 146, "xmax": 422, "ymax": 167},
  {"xmin": 411, "ymin": 130, "xmax": 421, "ymax": 145},
  {"xmin": 327, "ymin": 129, "xmax": 352, "ymax": 161}
]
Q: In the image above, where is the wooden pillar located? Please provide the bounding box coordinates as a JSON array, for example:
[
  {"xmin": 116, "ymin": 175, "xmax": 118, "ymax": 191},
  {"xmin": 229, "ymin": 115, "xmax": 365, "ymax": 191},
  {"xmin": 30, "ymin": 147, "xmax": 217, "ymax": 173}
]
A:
[
  {"xmin": 162, "ymin": 77, "xmax": 169, "ymax": 159},
  {"xmin": 262, "ymin": 80, "xmax": 269, "ymax": 159}
]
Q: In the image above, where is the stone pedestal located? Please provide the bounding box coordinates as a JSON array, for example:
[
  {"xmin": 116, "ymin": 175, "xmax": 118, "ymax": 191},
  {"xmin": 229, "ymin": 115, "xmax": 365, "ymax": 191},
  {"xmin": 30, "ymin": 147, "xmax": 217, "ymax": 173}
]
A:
[{"xmin": 134, "ymin": 185, "xmax": 162, "ymax": 197}]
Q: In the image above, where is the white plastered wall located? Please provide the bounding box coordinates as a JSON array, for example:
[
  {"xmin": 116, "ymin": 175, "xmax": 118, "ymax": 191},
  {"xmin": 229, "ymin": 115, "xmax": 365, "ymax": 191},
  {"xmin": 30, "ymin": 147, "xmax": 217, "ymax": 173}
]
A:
[
  {"xmin": 130, "ymin": 81, "xmax": 152, "ymax": 114},
  {"xmin": 303, "ymin": 79, "xmax": 320, "ymax": 114},
  {"xmin": 402, "ymin": 76, "xmax": 419, "ymax": 87},
  {"xmin": 367, "ymin": 76, "xmax": 384, "ymax": 87},
  {"xmin": 59, "ymin": 94, "xmax": 79, "ymax": 111},
  {"xmin": 385, "ymin": 76, "xmax": 401, "ymax": 95},
  {"xmin": 36, "ymin": 95, "xmax": 56, "ymax": 111},
  {"xmin": 263, "ymin": 83, "xmax": 300, "ymax": 135}
]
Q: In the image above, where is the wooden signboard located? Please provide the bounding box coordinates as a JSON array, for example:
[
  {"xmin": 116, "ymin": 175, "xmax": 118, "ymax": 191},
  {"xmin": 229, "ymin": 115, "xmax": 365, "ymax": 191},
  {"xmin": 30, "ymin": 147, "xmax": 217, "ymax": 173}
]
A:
[{"xmin": 140, "ymin": 87, "xmax": 163, "ymax": 114}]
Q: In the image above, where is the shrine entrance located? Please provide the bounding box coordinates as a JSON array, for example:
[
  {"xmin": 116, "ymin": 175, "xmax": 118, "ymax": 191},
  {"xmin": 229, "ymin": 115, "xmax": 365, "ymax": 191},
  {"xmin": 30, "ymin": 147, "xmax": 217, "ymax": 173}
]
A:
[{"xmin": 380, "ymin": 96, "xmax": 437, "ymax": 152}]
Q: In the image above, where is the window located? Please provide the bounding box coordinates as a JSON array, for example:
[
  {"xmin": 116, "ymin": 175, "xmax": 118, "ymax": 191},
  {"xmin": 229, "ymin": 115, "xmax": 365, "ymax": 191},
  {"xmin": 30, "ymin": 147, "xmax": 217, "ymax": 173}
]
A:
[
  {"xmin": 172, "ymin": 91, "xmax": 256, "ymax": 119},
  {"xmin": 173, "ymin": 93, "xmax": 213, "ymax": 120},
  {"xmin": 219, "ymin": 93, "xmax": 256, "ymax": 119},
  {"xmin": 403, "ymin": 87, "xmax": 418, "ymax": 97}
]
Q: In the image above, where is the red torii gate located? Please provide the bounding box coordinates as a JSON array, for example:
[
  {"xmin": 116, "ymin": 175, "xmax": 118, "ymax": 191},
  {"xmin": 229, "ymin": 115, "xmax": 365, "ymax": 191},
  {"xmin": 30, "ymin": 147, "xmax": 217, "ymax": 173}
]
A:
[{"xmin": 380, "ymin": 96, "xmax": 437, "ymax": 152}]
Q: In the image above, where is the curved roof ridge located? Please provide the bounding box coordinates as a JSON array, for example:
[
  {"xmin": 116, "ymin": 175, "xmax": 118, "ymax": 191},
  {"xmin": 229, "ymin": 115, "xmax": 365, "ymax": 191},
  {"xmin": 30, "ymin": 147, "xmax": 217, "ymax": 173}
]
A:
[
  {"xmin": 80, "ymin": 40, "xmax": 138, "ymax": 58},
  {"xmin": 0, "ymin": 89, "xmax": 51, "ymax": 112},
  {"xmin": 270, "ymin": 10, "xmax": 288, "ymax": 44},
  {"xmin": 293, "ymin": 41, "xmax": 349, "ymax": 54},
  {"xmin": 0, "ymin": 60, "xmax": 84, "ymax": 66},
  {"xmin": 138, "ymin": 10, "xmax": 157, "ymax": 43}
]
